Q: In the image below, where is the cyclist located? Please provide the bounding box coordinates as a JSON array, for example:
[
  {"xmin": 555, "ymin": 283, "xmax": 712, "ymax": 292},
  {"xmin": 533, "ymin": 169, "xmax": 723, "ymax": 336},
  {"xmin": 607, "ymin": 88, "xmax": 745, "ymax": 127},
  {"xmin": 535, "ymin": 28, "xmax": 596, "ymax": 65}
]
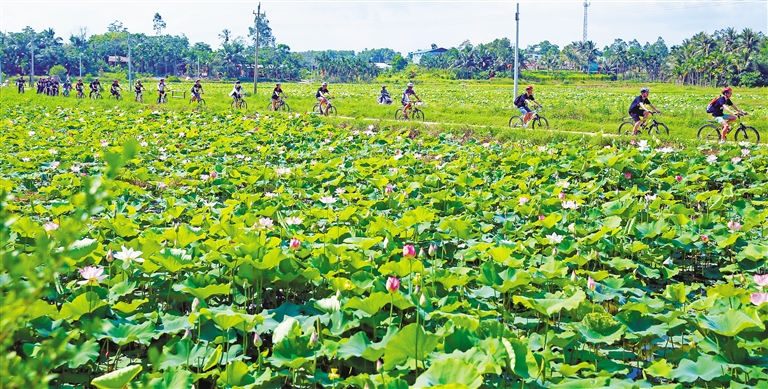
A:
[
  {"xmin": 401, "ymin": 82, "xmax": 420, "ymax": 118},
  {"xmin": 711, "ymin": 86, "xmax": 746, "ymax": 141},
  {"xmin": 50, "ymin": 78, "xmax": 60, "ymax": 96},
  {"xmin": 271, "ymin": 82, "xmax": 285, "ymax": 110},
  {"xmin": 514, "ymin": 85, "xmax": 542, "ymax": 126},
  {"xmin": 229, "ymin": 80, "xmax": 244, "ymax": 104},
  {"xmin": 190, "ymin": 79, "xmax": 204, "ymax": 103},
  {"xmin": 157, "ymin": 78, "xmax": 168, "ymax": 103},
  {"xmin": 133, "ymin": 80, "xmax": 145, "ymax": 101},
  {"xmin": 316, "ymin": 82, "xmax": 331, "ymax": 115},
  {"xmin": 110, "ymin": 80, "xmax": 122, "ymax": 98},
  {"xmin": 75, "ymin": 78, "xmax": 85, "ymax": 97},
  {"xmin": 379, "ymin": 85, "xmax": 392, "ymax": 104},
  {"xmin": 16, "ymin": 76, "xmax": 25, "ymax": 93},
  {"xmin": 62, "ymin": 78, "xmax": 72, "ymax": 96},
  {"xmin": 89, "ymin": 78, "xmax": 101, "ymax": 98},
  {"xmin": 628, "ymin": 87, "xmax": 661, "ymax": 135}
]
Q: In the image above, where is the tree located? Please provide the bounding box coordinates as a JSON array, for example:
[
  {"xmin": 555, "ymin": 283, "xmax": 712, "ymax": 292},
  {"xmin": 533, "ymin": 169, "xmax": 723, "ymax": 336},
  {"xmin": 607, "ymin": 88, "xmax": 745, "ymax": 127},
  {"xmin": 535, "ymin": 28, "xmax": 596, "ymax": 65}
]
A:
[
  {"xmin": 218, "ymin": 29, "xmax": 231, "ymax": 45},
  {"xmin": 153, "ymin": 13, "xmax": 166, "ymax": 35},
  {"xmin": 107, "ymin": 21, "xmax": 126, "ymax": 33},
  {"xmin": 391, "ymin": 54, "xmax": 407, "ymax": 72},
  {"xmin": 248, "ymin": 13, "xmax": 275, "ymax": 49}
]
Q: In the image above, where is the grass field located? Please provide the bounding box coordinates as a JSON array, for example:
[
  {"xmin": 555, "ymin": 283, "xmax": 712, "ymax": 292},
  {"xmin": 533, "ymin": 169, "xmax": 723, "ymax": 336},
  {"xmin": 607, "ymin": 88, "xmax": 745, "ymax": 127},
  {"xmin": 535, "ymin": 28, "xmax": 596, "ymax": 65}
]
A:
[{"xmin": 3, "ymin": 81, "xmax": 766, "ymax": 142}]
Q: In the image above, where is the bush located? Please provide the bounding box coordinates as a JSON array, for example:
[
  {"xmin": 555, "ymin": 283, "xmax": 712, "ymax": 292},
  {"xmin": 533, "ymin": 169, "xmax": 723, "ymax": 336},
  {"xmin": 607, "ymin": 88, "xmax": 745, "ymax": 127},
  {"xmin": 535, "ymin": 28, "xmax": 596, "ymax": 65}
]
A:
[{"xmin": 49, "ymin": 65, "xmax": 68, "ymax": 79}]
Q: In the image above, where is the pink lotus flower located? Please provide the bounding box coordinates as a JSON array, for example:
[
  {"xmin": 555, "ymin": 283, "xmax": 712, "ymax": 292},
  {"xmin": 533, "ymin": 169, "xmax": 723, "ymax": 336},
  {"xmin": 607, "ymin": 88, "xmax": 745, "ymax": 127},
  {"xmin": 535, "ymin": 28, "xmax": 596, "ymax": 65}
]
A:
[
  {"xmin": 403, "ymin": 244, "xmax": 416, "ymax": 258},
  {"xmin": 754, "ymin": 274, "xmax": 768, "ymax": 288},
  {"xmin": 256, "ymin": 218, "xmax": 274, "ymax": 229},
  {"xmin": 624, "ymin": 173, "xmax": 632, "ymax": 179},
  {"xmin": 538, "ymin": 215, "xmax": 545, "ymax": 221},
  {"xmin": 43, "ymin": 222, "xmax": 59, "ymax": 231},
  {"xmin": 519, "ymin": 196, "xmax": 529, "ymax": 205},
  {"xmin": 386, "ymin": 276, "xmax": 400, "ymax": 293},
  {"xmin": 750, "ymin": 292, "xmax": 768, "ymax": 306},
  {"xmin": 727, "ymin": 220, "xmax": 742, "ymax": 231},
  {"xmin": 289, "ymin": 238, "xmax": 301, "ymax": 250},
  {"xmin": 210, "ymin": 172, "xmax": 217, "ymax": 179},
  {"xmin": 675, "ymin": 175, "xmax": 683, "ymax": 182},
  {"xmin": 285, "ymin": 216, "xmax": 303, "ymax": 225},
  {"xmin": 558, "ymin": 192, "xmax": 566, "ymax": 200},
  {"xmin": 385, "ymin": 183, "xmax": 393, "ymax": 195},
  {"xmin": 77, "ymin": 266, "xmax": 108, "ymax": 286},
  {"xmin": 587, "ymin": 276, "xmax": 596, "ymax": 291},
  {"xmin": 700, "ymin": 235, "xmax": 709, "ymax": 243}
]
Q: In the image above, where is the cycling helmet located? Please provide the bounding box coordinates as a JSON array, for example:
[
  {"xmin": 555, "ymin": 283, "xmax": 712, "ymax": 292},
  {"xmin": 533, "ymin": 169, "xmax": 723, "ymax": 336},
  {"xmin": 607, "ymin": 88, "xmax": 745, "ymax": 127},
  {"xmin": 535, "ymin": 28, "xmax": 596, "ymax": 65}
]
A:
[
  {"xmin": 276, "ymin": 82, "xmax": 281, "ymax": 85},
  {"xmin": 236, "ymin": 81, "xmax": 241, "ymax": 84},
  {"xmin": 407, "ymin": 82, "xmax": 413, "ymax": 87},
  {"xmin": 78, "ymin": 78, "xmax": 82, "ymax": 81},
  {"xmin": 382, "ymin": 85, "xmax": 386, "ymax": 88},
  {"xmin": 95, "ymin": 77, "xmax": 99, "ymax": 80},
  {"xmin": 640, "ymin": 87, "xmax": 649, "ymax": 93},
  {"xmin": 160, "ymin": 78, "xmax": 165, "ymax": 81},
  {"xmin": 525, "ymin": 85, "xmax": 533, "ymax": 91},
  {"xmin": 721, "ymin": 87, "xmax": 732, "ymax": 94},
  {"xmin": 322, "ymin": 82, "xmax": 328, "ymax": 86}
]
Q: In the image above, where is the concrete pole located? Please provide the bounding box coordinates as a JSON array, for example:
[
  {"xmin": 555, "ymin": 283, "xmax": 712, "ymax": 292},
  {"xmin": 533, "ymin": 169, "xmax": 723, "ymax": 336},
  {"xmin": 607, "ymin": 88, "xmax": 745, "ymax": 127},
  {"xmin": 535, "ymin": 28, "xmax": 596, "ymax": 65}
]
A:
[
  {"xmin": 128, "ymin": 35, "xmax": 133, "ymax": 88},
  {"xmin": 253, "ymin": 3, "xmax": 261, "ymax": 94},
  {"xmin": 30, "ymin": 44, "xmax": 35, "ymax": 87},
  {"xmin": 79, "ymin": 53, "xmax": 82, "ymax": 78},
  {"xmin": 513, "ymin": 3, "xmax": 519, "ymax": 98}
]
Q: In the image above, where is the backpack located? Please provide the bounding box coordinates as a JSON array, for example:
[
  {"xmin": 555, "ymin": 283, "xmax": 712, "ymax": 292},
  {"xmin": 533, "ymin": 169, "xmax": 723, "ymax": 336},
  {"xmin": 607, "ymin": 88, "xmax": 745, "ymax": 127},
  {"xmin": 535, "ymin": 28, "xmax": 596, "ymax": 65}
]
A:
[
  {"xmin": 514, "ymin": 93, "xmax": 525, "ymax": 107},
  {"xmin": 705, "ymin": 96, "xmax": 719, "ymax": 113}
]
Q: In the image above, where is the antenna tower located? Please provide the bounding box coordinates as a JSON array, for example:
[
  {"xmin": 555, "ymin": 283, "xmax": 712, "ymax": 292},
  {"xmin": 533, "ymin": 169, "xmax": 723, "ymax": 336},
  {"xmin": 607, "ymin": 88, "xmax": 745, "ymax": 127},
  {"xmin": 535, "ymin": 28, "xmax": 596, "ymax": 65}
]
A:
[{"xmin": 583, "ymin": 1, "xmax": 590, "ymax": 43}]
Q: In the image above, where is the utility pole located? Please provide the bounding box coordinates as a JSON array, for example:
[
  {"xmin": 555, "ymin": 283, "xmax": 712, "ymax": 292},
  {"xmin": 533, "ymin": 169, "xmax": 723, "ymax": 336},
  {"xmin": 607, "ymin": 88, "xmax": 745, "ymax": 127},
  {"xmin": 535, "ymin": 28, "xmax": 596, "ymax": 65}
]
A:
[
  {"xmin": 583, "ymin": 1, "xmax": 590, "ymax": 43},
  {"xmin": 513, "ymin": 3, "xmax": 519, "ymax": 99},
  {"xmin": 128, "ymin": 34, "xmax": 133, "ymax": 88},
  {"xmin": 253, "ymin": 3, "xmax": 261, "ymax": 94},
  {"xmin": 29, "ymin": 43, "xmax": 35, "ymax": 87},
  {"xmin": 197, "ymin": 56, "xmax": 200, "ymax": 79},
  {"xmin": 79, "ymin": 53, "xmax": 82, "ymax": 78}
]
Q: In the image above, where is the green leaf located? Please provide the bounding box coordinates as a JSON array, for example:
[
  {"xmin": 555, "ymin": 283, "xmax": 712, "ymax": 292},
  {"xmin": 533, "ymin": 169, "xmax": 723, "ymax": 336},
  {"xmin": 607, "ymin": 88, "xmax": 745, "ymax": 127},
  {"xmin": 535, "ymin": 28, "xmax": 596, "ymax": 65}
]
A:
[
  {"xmin": 59, "ymin": 292, "xmax": 106, "ymax": 320},
  {"xmin": 671, "ymin": 355, "xmax": 727, "ymax": 382},
  {"xmin": 337, "ymin": 332, "xmax": 372, "ymax": 360},
  {"xmin": 98, "ymin": 320, "xmax": 157, "ymax": 346},
  {"xmin": 66, "ymin": 339, "xmax": 100, "ymax": 369},
  {"xmin": 217, "ymin": 360, "xmax": 255, "ymax": 387},
  {"xmin": 413, "ymin": 358, "xmax": 483, "ymax": 389},
  {"xmin": 66, "ymin": 238, "xmax": 99, "ymax": 260},
  {"xmin": 383, "ymin": 323, "xmax": 440, "ymax": 370},
  {"xmin": 147, "ymin": 367, "xmax": 193, "ymax": 389},
  {"xmin": 645, "ymin": 359, "xmax": 674, "ymax": 378},
  {"xmin": 91, "ymin": 364, "xmax": 142, "ymax": 389},
  {"xmin": 697, "ymin": 311, "xmax": 764, "ymax": 337}
]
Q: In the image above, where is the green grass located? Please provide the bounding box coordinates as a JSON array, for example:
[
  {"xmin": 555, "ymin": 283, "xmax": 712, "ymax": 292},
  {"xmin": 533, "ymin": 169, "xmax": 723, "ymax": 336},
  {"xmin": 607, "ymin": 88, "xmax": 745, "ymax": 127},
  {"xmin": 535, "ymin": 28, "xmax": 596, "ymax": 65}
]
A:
[{"xmin": 3, "ymin": 81, "xmax": 766, "ymax": 142}]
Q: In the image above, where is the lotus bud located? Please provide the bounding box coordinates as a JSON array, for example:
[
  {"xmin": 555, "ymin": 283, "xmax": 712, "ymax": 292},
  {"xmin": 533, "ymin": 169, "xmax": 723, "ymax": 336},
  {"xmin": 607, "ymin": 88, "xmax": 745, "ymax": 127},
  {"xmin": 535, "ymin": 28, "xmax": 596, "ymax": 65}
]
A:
[
  {"xmin": 183, "ymin": 328, "xmax": 191, "ymax": 339},
  {"xmin": 253, "ymin": 332, "xmax": 263, "ymax": 347},
  {"xmin": 191, "ymin": 298, "xmax": 200, "ymax": 313},
  {"xmin": 336, "ymin": 289, "xmax": 342, "ymax": 300},
  {"xmin": 106, "ymin": 249, "xmax": 113, "ymax": 263},
  {"xmin": 382, "ymin": 237, "xmax": 389, "ymax": 247},
  {"xmin": 571, "ymin": 271, "xmax": 576, "ymax": 283},
  {"xmin": 419, "ymin": 293, "xmax": 427, "ymax": 307},
  {"xmin": 385, "ymin": 276, "xmax": 400, "ymax": 293},
  {"xmin": 309, "ymin": 331, "xmax": 319, "ymax": 347},
  {"xmin": 376, "ymin": 359, "xmax": 383, "ymax": 373},
  {"xmin": 428, "ymin": 243, "xmax": 436, "ymax": 257},
  {"xmin": 414, "ymin": 285, "xmax": 420, "ymax": 295},
  {"xmin": 289, "ymin": 238, "xmax": 301, "ymax": 250},
  {"xmin": 403, "ymin": 244, "xmax": 416, "ymax": 258},
  {"xmin": 538, "ymin": 215, "xmax": 545, "ymax": 221},
  {"xmin": 587, "ymin": 276, "xmax": 596, "ymax": 291},
  {"xmin": 418, "ymin": 248, "xmax": 426, "ymax": 258}
]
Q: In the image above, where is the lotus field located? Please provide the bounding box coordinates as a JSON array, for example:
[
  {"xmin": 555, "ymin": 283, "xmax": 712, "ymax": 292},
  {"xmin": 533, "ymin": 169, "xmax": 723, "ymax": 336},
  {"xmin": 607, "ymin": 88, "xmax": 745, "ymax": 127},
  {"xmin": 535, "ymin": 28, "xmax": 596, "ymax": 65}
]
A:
[{"xmin": 2, "ymin": 93, "xmax": 768, "ymax": 389}]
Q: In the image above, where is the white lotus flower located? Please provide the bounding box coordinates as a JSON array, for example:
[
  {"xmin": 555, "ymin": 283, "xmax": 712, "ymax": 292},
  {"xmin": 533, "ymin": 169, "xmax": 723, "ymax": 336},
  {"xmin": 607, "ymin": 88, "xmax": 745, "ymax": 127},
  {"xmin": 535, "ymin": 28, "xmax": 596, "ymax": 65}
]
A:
[{"xmin": 546, "ymin": 232, "xmax": 564, "ymax": 244}]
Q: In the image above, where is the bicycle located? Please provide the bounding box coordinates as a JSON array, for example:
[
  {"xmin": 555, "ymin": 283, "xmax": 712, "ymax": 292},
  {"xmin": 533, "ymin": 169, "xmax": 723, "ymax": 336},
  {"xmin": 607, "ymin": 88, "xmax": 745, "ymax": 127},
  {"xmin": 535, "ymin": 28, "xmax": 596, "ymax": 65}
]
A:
[
  {"xmin": 109, "ymin": 90, "xmax": 123, "ymax": 100},
  {"xmin": 190, "ymin": 94, "xmax": 206, "ymax": 106},
  {"xmin": 157, "ymin": 91, "xmax": 168, "ymax": 104},
  {"xmin": 697, "ymin": 113, "xmax": 759, "ymax": 143},
  {"xmin": 90, "ymin": 89, "xmax": 103, "ymax": 99},
  {"xmin": 617, "ymin": 112, "xmax": 668, "ymax": 136},
  {"xmin": 313, "ymin": 99, "xmax": 337, "ymax": 116},
  {"xmin": 509, "ymin": 108, "xmax": 549, "ymax": 130},
  {"xmin": 17, "ymin": 83, "xmax": 25, "ymax": 93},
  {"xmin": 134, "ymin": 91, "xmax": 144, "ymax": 103},
  {"xmin": 395, "ymin": 101, "xmax": 425, "ymax": 121},
  {"xmin": 231, "ymin": 96, "xmax": 247, "ymax": 109},
  {"xmin": 268, "ymin": 97, "xmax": 290, "ymax": 112},
  {"xmin": 62, "ymin": 88, "xmax": 70, "ymax": 97},
  {"xmin": 76, "ymin": 89, "xmax": 85, "ymax": 99}
]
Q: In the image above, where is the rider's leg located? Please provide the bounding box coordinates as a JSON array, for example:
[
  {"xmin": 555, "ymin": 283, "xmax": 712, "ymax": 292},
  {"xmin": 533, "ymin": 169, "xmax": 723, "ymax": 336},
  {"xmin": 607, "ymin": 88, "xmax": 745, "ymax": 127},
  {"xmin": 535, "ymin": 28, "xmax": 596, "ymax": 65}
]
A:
[
  {"xmin": 631, "ymin": 112, "xmax": 645, "ymax": 135},
  {"xmin": 720, "ymin": 115, "xmax": 736, "ymax": 141}
]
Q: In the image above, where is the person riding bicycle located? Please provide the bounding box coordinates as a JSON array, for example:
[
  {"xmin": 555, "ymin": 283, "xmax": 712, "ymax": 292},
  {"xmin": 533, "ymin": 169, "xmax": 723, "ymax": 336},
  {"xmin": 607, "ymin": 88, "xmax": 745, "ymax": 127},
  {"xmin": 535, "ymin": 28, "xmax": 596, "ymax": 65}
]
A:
[
  {"xmin": 75, "ymin": 78, "xmax": 84, "ymax": 95},
  {"xmin": 271, "ymin": 82, "xmax": 285, "ymax": 110},
  {"xmin": 16, "ymin": 77, "xmax": 25, "ymax": 93},
  {"xmin": 157, "ymin": 78, "xmax": 168, "ymax": 103},
  {"xmin": 401, "ymin": 82, "xmax": 420, "ymax": 118},
  {"xmin": 379, "ymin": 85, "xmax": 392, "ymax": 104},
  {"xmin": 711, "ymin": 86, "xmax": 746, "ymax": 141},
  {"xmin": 110, "ymin": 80, "xmax": 122, "ymax": 98},
  {"xmin": 316, "ymin": 82, "xmax": 331, "ymax": 115},
  {"xmin": 133, "ymin": 80, "xmax": 145, "ymax": 101},
  {"xmin": 628, "ymin": 88, "xmax": 661, "ymax": 135},
  {"xmin": 514, "ymin": 85, "xmax": 542, "ymax": 126},
  {"xmin": 89, "ymin": 78, "xmax": 101, "ymax": 98},
  {"xmin": 50, "ymin": 78, "xmax": 60, "ymax": 96},
  {"xmin": 63, "ymin": 78, "xmax": 72, "ymax": 94},
  {"xmin": 229, "ymin": 81, "xmax": 244, "ymax": 103},
  {"xmin": 191, "ymin": 80, "xmax": 204, "ymax": 102}
]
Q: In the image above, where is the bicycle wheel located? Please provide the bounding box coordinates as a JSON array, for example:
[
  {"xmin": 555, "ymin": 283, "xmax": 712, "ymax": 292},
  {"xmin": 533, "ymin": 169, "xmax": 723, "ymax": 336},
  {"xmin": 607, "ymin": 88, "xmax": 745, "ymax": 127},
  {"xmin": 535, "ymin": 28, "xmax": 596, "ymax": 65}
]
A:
[
  {"xmin": 697, "ymin": 124, "xmax": 721, "ymax": 141},
  {"xmin": 508, "ymin": 116, "xmax": 524, "ymax": 128},
  {"xmin": 280, "ymin": 102, "xmax": 290, "ymax": 112},
  {"xmin": 395, "ymin": 107, "xmax": 406, "ymax": 120},
  {"xmin": 532, "ymin": 116, "xmax": 549, "ymax": 130},
  {"xmin": 241, "ymin": 100, "xmax": 247, "ymax": 109},
  {"xmin": 413, "ymin": 109, "xmax": 425, "ymax": 122},
  {"xmin": 618, "ymin": 121, "xmax": 636, "ymax": 136},
  {"xmin": 327, "ymin": 106, "xmax": 337, "ymax": 116},
  {"xmin": 734, "ymin": 126, "xmax": 760, "ymax": 144},
  {"xmin": 648, "ymin": 122, "xmax": 669, "ymax": 136}
]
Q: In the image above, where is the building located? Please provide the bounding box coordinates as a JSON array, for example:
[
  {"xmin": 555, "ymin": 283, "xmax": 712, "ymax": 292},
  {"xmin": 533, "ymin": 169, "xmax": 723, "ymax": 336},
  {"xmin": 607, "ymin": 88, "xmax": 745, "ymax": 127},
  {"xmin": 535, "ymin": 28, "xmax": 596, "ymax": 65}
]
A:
[{"xmin": 409, "ymin": 47, "xmax": 448, "ymax": 64}]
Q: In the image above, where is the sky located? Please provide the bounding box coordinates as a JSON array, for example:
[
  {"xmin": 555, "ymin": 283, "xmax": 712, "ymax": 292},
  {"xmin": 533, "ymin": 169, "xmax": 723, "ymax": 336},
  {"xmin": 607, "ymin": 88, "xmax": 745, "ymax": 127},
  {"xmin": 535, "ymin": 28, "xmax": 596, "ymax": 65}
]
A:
[{"xmin": 1, "ymin": 0, "xmax": 766, "ymax": 55}]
